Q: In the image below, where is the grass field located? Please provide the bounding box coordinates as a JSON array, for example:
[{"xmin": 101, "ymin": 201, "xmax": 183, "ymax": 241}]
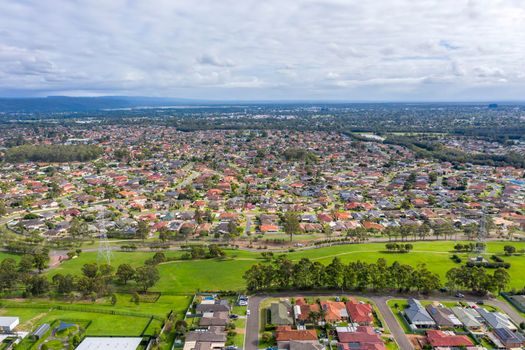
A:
[
  {"xmin": 0, "ymin": 294, "xmax": 191, "ymax": 336},
  {"xmin": 50, "ymin": 241, "xmax": 525, "ymax": 293}
]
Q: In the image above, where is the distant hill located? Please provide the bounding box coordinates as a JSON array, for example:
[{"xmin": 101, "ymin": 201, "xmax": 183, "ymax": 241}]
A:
[{"xmin": 0, "ymin": 96, "xmax": 206, "ymax": 113}]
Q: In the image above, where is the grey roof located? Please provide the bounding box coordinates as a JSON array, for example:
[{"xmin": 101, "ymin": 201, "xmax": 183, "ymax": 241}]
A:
[
  {"xmin": 494, "ymin": 327, "xmax": 525, "ymax": 344},
  {"xmin": 270, "ymin": 302, "xmax": 294, "ymax": 325},
  {"xmin": 186, "ymin": 329, "xmax": 227, "ymax": 343},
  {"xmin": 477, "ymin": 308, "xmax": 516, "ymax": 330},
  {"xmin": 425, "ymin": 305, "xmax": 462, "ymax": 327},
  {"xmin": 199, "ymin": 311, "xmax": 229, "ymax": 326},
  {"xmin": 405, "ymin": 299, "xmax": 435, "ymax": 325},
  {"xmin": 288, "ymin": 340, "xmax": 324, "ymax": 350},
  {"xmin": 31, "ymin": 323, "xmax": 50, "ymax": 338},
  {"xmin": 196, "ymin": 302, "xmax": 230, "ymax": 314},
  {"xmin": 450, "ymin": 307, "xmax": 481, "ymax": 328}
]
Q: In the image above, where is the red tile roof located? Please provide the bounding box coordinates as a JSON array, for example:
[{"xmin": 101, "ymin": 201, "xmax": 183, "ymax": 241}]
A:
[
  {"xmin": 346, "ymin": 299, "xmax": 374, "ymax": 325},
  {"xmin": 276, "ymin": 326, "xmax": 318, "ymax": 341},
  {"xmin": 426, "ymin": 330, "xmax": 474, "ymax": 347}
]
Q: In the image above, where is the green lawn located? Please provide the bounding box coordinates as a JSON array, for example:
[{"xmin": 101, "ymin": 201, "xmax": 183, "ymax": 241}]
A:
[
  {"xmin": 0, "ymin": 251, "xmax": 21, "ymax": 262},
  {"xmin": 0, "ymin": 294, "xmax": 191, "ymax": 336},
  {"xmin": 50, "ymin": 241, "xmax": 525, "ymax": 294}
]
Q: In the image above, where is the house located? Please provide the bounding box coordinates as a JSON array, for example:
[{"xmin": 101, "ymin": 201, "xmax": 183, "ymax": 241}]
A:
[
  {"xmin": 425, "ymin": 304, "xmax": 462, "ymax": 328},
  {"xmin": 450, "ymin": 307, "xmax": 482, "ymax": 329},
  {"xmin": 337, "ymin": 326, "xmax": 386, "ymax": 350},
  {"xmin": 276, "ymin": 325, "xmax": 319, "ymax": 350},
  {"xmin": 404, "ymin": 299, "xmax": 436, "ymax": 328},
  {"xmin": 492, "ymin": 327, "xmax": 525, "ymax": 349},
  {"xmin": 346, "ymin": 299, "xmax": 374, "ymax": 326},
  {"xmin": 184, "ymin": 326, "xmax": 227, "ymax": 350},
  {"xmin": 477, "ymin": 308, "xmax": 517, "ymax": 331},
  {"xmin": 286, "ymin": 340, "xmax": 324, "ymax": 350},
  {"xmin": 320, "ymin": 300, "xmax": 347, "ymax": 323},
  {"xmin": 199, "ymin": 311, "xmax": 229, "ymax": 327},
  {"xmin": 294, "ymin": 298, "xmax": 321, "ymax": 323},
  {"xmin": 270, "ymin": 301, "xmax": 294, "ymax": 325},
  {"xmin": 195, "ymin": 300, "xmax": 230, "ymax": 315},
  {"xmin": 0, "ymin": 317, "xmax": 19, "ymax": 333},
  {"xmin": 426, "ymin": 330, "xmax": 474, "ymax": 348}
]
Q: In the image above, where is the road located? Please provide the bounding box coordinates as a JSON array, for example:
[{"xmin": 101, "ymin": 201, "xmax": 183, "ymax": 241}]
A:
[
  {"xmin": 370, "ymin": 295, "xmax": 413, "ymax": 350},
  {"xmin": 243, "ymin": 291, "xmax": 525, "ymax": 350}
]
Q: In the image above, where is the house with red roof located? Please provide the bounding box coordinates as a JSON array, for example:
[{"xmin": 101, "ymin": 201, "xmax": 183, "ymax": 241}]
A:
[
  {"xmin": 337, "ymin": 326, "xmax": 385, "ymax": 350},
  {"xmin": 426, "ymin": 330, "xmax": 474, "ymax": 348},
  {"xmin": 294, "ymin": 298, "xmax": 321, "ymax": 323},
  {"xmin": 346, "ymin": 299, "xmax": 374, "ymax": 326},
  {"xmin": 320, "ymin": 301, "xmax": 347, "ymax": 323},
  {"xmin": 275, "ymin": 325, "xmax": 322, "ymax": 350}
]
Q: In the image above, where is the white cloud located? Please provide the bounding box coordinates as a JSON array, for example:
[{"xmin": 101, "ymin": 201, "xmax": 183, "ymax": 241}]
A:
[{"xmin": 0, "ymin": 0, "xmax": 524, "ymax": 100}]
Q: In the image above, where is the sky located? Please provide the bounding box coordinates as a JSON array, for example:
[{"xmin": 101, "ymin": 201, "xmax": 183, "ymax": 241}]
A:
[{"xmin": 1, "ymin": 0, "xmax": 525, "ymax": 101}]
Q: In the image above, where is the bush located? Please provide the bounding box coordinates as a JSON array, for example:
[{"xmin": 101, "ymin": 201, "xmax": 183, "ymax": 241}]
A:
[{"xmin": 262, "ymin": 331, "xmax": 274, "ymax": 344}]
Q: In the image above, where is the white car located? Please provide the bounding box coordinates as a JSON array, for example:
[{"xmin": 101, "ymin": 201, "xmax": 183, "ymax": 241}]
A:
[{"xmin": 246, "ymin": 310, "xmax": 251, "ymax": 316}]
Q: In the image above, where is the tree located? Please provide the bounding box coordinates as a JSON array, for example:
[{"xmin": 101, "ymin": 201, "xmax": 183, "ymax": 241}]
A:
[
  {"xmin": 0, "ymin": 200, "xmax": 6, "ymax": 217},
  {"xmin": 208, "ymin": 244, "xmax": 225, "ymax": 258},
  {"xmin": 261, "ymin": 331, "xmax": 274, "ymax": 344},
  {"xmin": 18, "ymin": 255, "xmax": 34, "ymax": 273},
  {"xmin": 25, "ymin": 275, "xmax": 50, "ymax": 296},
  {"xmin": 52, "ymin": 274, "xmax": 75, "ymax": 294},
  {"xmin": 283, "ymin": 212, "xmax": 300, "ymax": 242},
  {"xmin": 418, "ymin": 224, "xmax": 431, "ymax": 241},
  {"xmin": 137, "ymin": 220, "xmax": 150, "ymax": 241},
  {"xmin": 116, "ymin": 264, "xmax": 135, "ymax": 284},
  {"xmin": 68, "ymin": 217, "xmax": 88, "ymax": 237},
  {"xmin": 132, "ymin": 292, "xmax": 140, "ymax": 304},
  {"xmin": 82, "ymin": 263, "xmax": 99, "ymax": 278},
  {"xmin": 33, "ymin": 252, "xmax": 49, "ymax": 272},
  {"xmin": 492, "ymin": 268, "xmax": 510, "ymax": 293},
  {"xmin": 413, "ymin": 264, "xmax": 441, "ymax": 294},
  {"xmin": 0, "ymin": 258, "xmax": 19, "ymax": 292},
  {"xmin": 324, "ymin": 257, "xmax": 344, "ymax": 290},
  {"xmin": 503, "ymin": 245, "xmax": 516, "ymax": 256},
  {"xmin": 134, "ymin": 265, "xmax": 160, "ymax": 292}
]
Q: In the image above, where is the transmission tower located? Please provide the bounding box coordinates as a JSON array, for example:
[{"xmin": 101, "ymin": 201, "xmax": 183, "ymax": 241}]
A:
[
  {"xmin": 475, "ymin": 210, "xmax": 489, "ymax": 254},
  {"xmin": 97, "ymin": 209, "xmax": 112, "ymax": 265}
]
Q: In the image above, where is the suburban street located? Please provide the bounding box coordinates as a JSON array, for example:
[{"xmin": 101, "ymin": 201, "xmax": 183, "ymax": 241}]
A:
[{"xmin": 243, "ymin": 291, "xmax": 525, "ymax": 350}]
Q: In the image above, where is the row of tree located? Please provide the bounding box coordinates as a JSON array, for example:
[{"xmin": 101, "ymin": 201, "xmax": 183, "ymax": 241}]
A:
[
  {"xmin": 244, "ymin": 256, "xmax": 441, "ymax": 294},
  {"xmin": 244, "ymin": 256, "xmax": 511, "ymax": 295},
  {"xmin": 4, "ymin": 144, "xmax": 103, "ymax": 163},
  {"xmin": 51, "ymin": 261, "xmax": 160, "ymax": 298}
]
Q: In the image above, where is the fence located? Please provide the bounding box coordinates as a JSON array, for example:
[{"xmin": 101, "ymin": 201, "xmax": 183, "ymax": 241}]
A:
[
  {"xmin": 0, "ymin": 302, "xmax": 163, "ymax": 321},
  {"xmin": 501, "ymin": 292, "xmax": 525, "ymax": 313}
]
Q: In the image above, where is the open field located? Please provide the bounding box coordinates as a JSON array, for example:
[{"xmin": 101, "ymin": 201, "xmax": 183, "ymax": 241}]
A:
[
  {"xmin": 0, "ymin": 294, "xmax": 191, "ymax": 336},
  {"xmin": 48, "ymin": 241, "xmax": 525, "ymax": 293}
]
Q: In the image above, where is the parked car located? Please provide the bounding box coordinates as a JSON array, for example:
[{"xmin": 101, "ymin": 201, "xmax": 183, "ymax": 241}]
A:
[
  {"xmin": 246, "ymin": 309, "xmax": 251, "ymax": 316},
  {"xmin": 455, "ymin": 292, "xmax": 465, "ymax": 298},
  {"xmin": 229, "ymin": 314, "xmax": 239, "ymax": 319},
  {"xmin": 476, "ymin": 300, "xmax": 484, "ymax": 305}
]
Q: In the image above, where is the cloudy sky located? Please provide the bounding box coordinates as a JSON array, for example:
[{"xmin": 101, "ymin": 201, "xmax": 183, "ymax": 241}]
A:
[{"xmin": 1, "ymin": 0, "xmax": 525, "ymax": 100}]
